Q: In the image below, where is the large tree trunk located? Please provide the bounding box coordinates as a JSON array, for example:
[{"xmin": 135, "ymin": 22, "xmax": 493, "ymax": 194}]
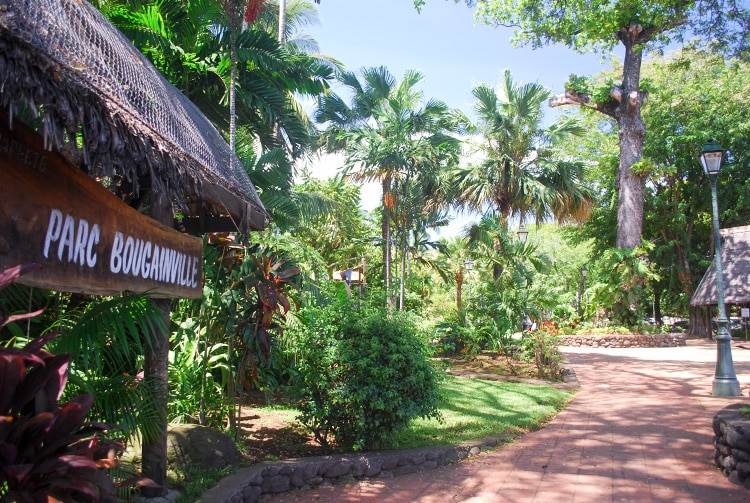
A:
[
  {"xmin": 688, "ymin": 304, "xmax": 713, "ymax": 340},
  {"xmin": 141, "ymin": 193, "xmax": 173, "ymax": 497},
  {"xmin": 615, "ymin": 31, "xmax": 647, "ymax": 249},
  {"xmin": 549, "ymin": 24, "xmax": 650, "ymax": 250}
]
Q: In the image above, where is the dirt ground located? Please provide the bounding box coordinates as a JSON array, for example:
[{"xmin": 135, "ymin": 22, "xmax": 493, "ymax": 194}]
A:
[{"xmin": 237, "ymin": 352, "xmax": 547, "ymax": 463}]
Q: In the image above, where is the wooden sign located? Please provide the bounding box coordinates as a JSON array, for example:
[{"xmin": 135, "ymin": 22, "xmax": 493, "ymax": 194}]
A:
[{"xmin": 0, "ymin": 115, "xmax": 203, "ymax": 298}]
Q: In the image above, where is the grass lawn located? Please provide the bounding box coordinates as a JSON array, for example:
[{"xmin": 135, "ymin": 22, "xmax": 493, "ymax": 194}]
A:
[{"xmin": 391, "ymin": 375, "xmax": 573, "ymax": 449}]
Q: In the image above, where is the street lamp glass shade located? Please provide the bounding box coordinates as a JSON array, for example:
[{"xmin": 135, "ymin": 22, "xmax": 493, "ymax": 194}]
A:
[
  {"xmin": 700, "ymin": 140, "xmax": 725, "ymax": 176},
  {"xmin": 464, "ymin": 258, "xmax": 474, "ymax": 271},
  {"xmin": 581, "ymin": 265, "xmax": 588, "ymax": 278},
  {"xmin": 517, "ymin": 225, "xmax": 529, "ymax": 243}
]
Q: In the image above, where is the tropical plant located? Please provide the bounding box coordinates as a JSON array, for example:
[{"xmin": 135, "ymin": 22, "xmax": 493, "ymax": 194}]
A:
[
  {"xmin": 168, "ymin": 319, "xmax": 230, "ymax": 426},
  {"xmin": 48, "ymin": 294, "xmax": 167, "ymax": 444},
  {"xmin": 245, "ymin": 251, "xmax": 301, "ymax": 359},
  {"xmin": 286, "ymin": 176, "xmax": 376, "ymax": 267},
  {"xmin": 294, "ymin": 299, "xmax": 443, "ymax": 451},
  {"xmin": 0, "ymin": 269, "xmax": 169, "ymax": 448},
  {"xmin": 455, "ymin": 70, "xmax": 592, "ymax": 234},
  {"xmin": 588, "ymin": 245, "xmax": 660, "ymax": 327},
  {"xmin": 0, "ymin": 265, "xmax": 124, "ymax": 502}
]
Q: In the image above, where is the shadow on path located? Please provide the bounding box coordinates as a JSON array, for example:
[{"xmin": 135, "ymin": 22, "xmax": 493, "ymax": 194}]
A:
[{"xmin": 267, "ymin": 339, "xmax": 750, "ymax": 502}]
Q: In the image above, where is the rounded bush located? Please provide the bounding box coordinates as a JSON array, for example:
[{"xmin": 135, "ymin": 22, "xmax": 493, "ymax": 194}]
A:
[{"xmin": 295, "ymin": 304, "xmax": 443, "ymax": 451}]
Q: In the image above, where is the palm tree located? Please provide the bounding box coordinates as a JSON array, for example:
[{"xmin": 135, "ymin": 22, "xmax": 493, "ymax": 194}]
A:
[
  {"xmin": 315, "ymin": 67, "xmax": 464, "ymax": 306},
  {"xmin": 105, "ymin": 0, "xmax": 331, "ymax": 161},
  {"xmin": 266, "ymin": 0, "xmax": 323, "ymax": 49},
  {"xmin": 455, "ymin": 70, "xmax": 593, "ymax": 240},
  {"xmin": 465, "ymin": 214, "xmax": 548, "ymax": 333}
]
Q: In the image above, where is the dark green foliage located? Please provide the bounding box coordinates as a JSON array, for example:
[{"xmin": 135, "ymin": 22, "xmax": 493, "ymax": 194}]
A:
[
  {"xmin": 294, "ymin": 301, "xmax": 443, "ymax": 451},
  {"xmin": 49, "ymin": 294, "xmax": 167, "ymax": 444},
  {"xmin": 168, "ymin": 323, "xmax": 229, "ymax": 427}
]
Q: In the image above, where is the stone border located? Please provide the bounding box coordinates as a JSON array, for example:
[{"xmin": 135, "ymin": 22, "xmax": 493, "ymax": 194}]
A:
[
  {"xmin": 558, "ymin": 333, "xmax": 686, "ymax": 348},
  {"xmin": 196, "ymin": 361, "xmax": 580, "ymax": 503},
  {"xmin": 197, "ymin": 435, "xmax": 513, "ymax": 503},
  {"xmin": 713, "ymin": 403, "xmax": 750, "ymax": 489}
]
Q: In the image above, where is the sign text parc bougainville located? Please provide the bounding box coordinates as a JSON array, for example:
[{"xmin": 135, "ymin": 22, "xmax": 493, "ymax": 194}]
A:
[{"xmin": 0, "ymin": 116, "xmax": 203, "ymax": 299}]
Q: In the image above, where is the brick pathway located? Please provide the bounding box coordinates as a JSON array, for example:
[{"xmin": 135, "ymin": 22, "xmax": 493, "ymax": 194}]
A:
[{"xmin": 267, "ymin": 339, "xmax": 750, "ymax": 502}]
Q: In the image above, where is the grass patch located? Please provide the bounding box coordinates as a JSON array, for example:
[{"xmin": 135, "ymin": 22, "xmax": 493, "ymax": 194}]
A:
[
  {"xmin": 170, "ymin": 465, "xmax": 237, "ymax": 503},
  {"xmin": 391, "ymin": 375, "xmax": 573, "ymax": 449}
]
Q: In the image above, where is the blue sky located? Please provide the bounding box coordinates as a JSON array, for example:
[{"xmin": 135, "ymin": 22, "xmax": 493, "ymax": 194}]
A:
[
  {"xmin": 307, "ymin": 0, "xmax": 613, "ymax": 117},
  {"xmin": 301, "ymin": 0, "xmax": 615, "ymax": 233}
]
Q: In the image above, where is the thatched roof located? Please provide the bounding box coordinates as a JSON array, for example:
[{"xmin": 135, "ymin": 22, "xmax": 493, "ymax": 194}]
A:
[
  {"xmin": 690, "ymin": 226, "xmax": 750, "ymax": 307},
  {"xmin": 0, "ymin": 0, "xmax": 269, "ymax": 232}
]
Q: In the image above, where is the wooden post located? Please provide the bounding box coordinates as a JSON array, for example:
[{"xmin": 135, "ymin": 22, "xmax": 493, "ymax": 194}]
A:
[{"xmin": 140, "ymin": 192, "xmax": 173, "ymax": 497}]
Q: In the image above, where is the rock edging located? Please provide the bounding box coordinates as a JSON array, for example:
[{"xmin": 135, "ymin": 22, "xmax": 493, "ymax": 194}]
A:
[
  {"xmin": 197, "ymin": 435, "xmax": 512, "ymax": 503},
  {"xmin": 558, "ymin": 333, "xmax": 686, "ymax": 348},
  {"xmin": 713, "ymin": 403, "xmax": 750, "ymax": 489}
]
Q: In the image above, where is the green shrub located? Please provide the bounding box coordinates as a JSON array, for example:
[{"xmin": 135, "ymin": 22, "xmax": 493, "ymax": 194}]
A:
[
  {"xmin": 294, "ymin": 303, "xmax": 443, "ymax": 451},
  {"xmin": 517, "ymin": 331, "xmax": 564, "ymax": 380}
]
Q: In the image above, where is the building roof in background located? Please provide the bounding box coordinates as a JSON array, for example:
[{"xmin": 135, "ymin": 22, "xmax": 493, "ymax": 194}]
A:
[{"xmin": 690, "ymin": 226, "xmax": 750, "ymax": 307}]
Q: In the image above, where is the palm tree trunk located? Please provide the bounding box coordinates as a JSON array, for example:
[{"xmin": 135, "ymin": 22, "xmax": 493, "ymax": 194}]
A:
[
  {"xmin": 278, "ymin": 0, "xmax": 287, "ymax": 44},
  {"xmin": 227, "ymin": 325, "xmax": 237, "ymax": 433},
  {"xmin": 229, "ymin": 23, "xmax": 237, "ymax": 153},
  {"xmin": 382, "ymin": 178, "xmax": 393, "ymax": 306},
  {"xmin": 399, "ymin": 231, "xmax": 407, "ymax": 310}
]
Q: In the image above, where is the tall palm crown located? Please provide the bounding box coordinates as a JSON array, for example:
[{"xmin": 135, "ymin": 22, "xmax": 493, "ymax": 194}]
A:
[
  {"xmin": 456, "ymin": 70, "xmax": 592, "ymax": 225},
  {"xmin": 315, "ymin": 66, "xmax": 464, "ymax": 304}
]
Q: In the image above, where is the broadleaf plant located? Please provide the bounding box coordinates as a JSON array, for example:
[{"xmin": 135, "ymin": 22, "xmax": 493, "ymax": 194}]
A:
[{"xmin": 0, "ymin": 264, "xmax": 124, "ymax": 502}]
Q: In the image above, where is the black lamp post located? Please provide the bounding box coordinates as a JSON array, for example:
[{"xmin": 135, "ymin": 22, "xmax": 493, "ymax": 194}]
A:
[
  {"xmin": 517, "ymin": 225, "xmax": 529, "ymax": 243},
  {"xmin": 701, "ymin": 140, "xmax": 740, "ymax": 397},
  {"xmin": 464, "ymin": 258, "xmax": 474, "ymax": 305}
]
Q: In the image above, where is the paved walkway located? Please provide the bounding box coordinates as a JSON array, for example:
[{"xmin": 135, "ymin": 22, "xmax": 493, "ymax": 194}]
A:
[{"xmin": 268, "ymin": 339, "xmax": 750, "ymax": 502}]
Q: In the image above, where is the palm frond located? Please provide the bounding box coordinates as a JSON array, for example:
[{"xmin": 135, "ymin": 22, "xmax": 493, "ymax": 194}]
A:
[{"xmin": 53, "ymin": 294, "xmax": 167, "ymax": 372}]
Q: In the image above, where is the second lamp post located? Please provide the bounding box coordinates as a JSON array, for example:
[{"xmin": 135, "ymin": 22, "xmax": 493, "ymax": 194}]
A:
[{"xmin": 701, "ymin": 140, "xmax": 740, "ymax": 397}]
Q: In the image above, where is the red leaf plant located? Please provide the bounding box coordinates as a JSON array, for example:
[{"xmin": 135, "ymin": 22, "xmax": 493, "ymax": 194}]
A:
[
  {"xmin": 0, "ymin": 264, "xmax": 124, "ymax": 502},
  {"xmin": 247, "ymin": 252, "xmax": 300, "ymax": 358}
]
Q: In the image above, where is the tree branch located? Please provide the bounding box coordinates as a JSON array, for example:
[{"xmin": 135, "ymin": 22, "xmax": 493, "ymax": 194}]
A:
[
  {"xmin": 610, "ymin": 85, "xmax": 623, "ymax": 103},
  {"xmin": 638, "ymin": 16, "xmax": 689, "ymax": 44},
  {"xmin": 548, "ymin": 89, "xmax": 618, "ymax": 118}
]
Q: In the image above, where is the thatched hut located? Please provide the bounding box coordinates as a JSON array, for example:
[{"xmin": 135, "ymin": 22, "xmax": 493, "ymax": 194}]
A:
[
  {"xmin": 1, "ymin": 0, "xmax": 269, "ymax": 496},
  {"xmin": 0, "ymin": 0, "xmax": 268, "ymax": 233},
  {"xmin": 690, "ymin": 226, "xmax": 750, "ymax": 308}
]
